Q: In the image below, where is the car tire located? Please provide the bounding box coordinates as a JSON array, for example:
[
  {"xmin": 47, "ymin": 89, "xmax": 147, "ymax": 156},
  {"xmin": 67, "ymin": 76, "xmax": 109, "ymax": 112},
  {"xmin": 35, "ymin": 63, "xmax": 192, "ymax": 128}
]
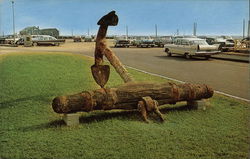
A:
[
  {"xmin": 205, "ymin": 56, "xmax": 211, "ymax": 60},
  {"xmin": 33, "ymin": 42, "xmax": 37, "ymax": 46},
  {"xmin": 223, "ymin": 48, "xmax": 229, "ymax": 52},
  {"xmin": 184, "ymin": 53, "xmax": 191, "ymax": 59},
  {"xmin": 167, "ymin": 52, "xmax": 172, "ymax": 57},
  {"xmin": 218, "ymin": 43, "xmax": 225, "ymax": 51}
]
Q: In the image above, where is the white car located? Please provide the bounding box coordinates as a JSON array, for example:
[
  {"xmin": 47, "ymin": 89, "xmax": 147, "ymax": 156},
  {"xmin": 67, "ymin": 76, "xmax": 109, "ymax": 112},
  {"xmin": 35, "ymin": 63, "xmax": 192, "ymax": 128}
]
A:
[
  {"xmin": 114, "ymin": 39, "xmax": 130, "ymax": 47},
  {"xmin": 164, "ymin": 37, "xmax": 220, "ymax": 59},
  {"xmin": 31, "ymin": 35, "xmax": 65, "ymax": 46},
  {"xmin": 84, "ymin": 36, "xmax": 92, "ymax": 42}
]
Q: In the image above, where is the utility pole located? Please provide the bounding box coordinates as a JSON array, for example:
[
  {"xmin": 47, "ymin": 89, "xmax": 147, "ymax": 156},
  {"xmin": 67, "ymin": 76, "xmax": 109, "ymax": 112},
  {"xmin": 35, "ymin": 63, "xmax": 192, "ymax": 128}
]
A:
[
  {"xmin": 193, "ymin": 22, "xmax": 197, "ymax": 36},
  {"xmin": 177, "ymin": 29, "xmax": 179, "ymax": 36},
  {"xmin": 11, "ymin": 1, "xmax": 16, "ymax": 43},
  {"xmin": 243, "ymin": 19, "xmax": 245, "ymax": 38},
  {"xmin": 126, "ymin": 25, "xmax": 128, "ymax": 40},
  {"xmin": 248, "ymin": 0, "xmax": 250, "ymax": 37},
  {"xmin": 155, "ymin": 24, "xmax": 158, "ymax": 38},
  {"xmin": 248, "ymin": 20, "xmax": 250, "ymax": 38}
]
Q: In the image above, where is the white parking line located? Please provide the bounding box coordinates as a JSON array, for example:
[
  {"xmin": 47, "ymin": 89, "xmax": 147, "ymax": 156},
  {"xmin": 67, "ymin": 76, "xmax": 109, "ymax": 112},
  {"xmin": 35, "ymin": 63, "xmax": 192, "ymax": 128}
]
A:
[
  {"xmin": 213, "ymin": 90, "xmax": 250, "ymax": 102},
  {"xmin": 126, "ymin": 66, "xmax": 185, "ymax": 84},
  {"xmin": 83, "ymin": 54, "xmax": 250, "ymax": 103}
]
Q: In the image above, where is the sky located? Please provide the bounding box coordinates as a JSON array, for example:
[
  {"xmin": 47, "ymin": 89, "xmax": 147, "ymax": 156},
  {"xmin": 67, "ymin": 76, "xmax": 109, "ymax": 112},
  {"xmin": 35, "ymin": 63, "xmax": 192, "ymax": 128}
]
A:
[{"xmin": 0, "ymin": 0, "xmax": 249, "ymax": 36}]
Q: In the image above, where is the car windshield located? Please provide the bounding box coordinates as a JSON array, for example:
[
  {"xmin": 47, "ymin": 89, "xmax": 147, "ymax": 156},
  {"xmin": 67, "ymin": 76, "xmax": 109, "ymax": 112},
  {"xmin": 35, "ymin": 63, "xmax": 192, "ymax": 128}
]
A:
[
  {"xmin": 226, "ymin": 39, "xmax": 234, "ymax": 43},
  {"xmin": 192, "ymin": 40, "xmax": 208, "ymax": 45}
]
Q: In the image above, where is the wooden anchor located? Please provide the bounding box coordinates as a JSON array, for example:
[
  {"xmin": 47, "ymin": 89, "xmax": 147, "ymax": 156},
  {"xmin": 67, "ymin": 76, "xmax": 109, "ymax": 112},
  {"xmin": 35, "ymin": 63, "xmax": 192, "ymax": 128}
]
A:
[{"xmin": 52, "ymin": 11, "xmax": 214, "ymax": 124}]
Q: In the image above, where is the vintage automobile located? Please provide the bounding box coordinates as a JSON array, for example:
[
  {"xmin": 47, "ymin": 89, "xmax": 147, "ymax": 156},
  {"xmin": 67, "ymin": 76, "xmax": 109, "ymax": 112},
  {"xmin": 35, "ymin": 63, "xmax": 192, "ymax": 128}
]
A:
[
  {"xmin": 164, "ymin": 37, "xmax": 220, "ymax": 59},
  {"xmin": 154, "ymin": 38, "xmax": 164, "ymax": 47},
  {"xmin": 31, "ymin": 35, "xmax": 65, "ymax": 46},
  {"xmin": 0, "ymin": 37, "xmax": 6, "ymax": 44},
  {"xmin": 199, "ymin": 36, "xmax": 234, "ymax": 52},
  {"xmin": 215, "ymin": 38, "xmax": 234, "ymax": 51},
  {"xmin": 114, "ymin": 39, "xmax": 130, "ymax": 47},
  {"xmin": 73, "ymin": 36, "xmax": 82, "ymax": 42},
  {"xmin": 84, "ymin": 36, "xmax": 92, "ymax": 42},
  {"xmin": 15, "ymin": 37, "xmax": 26, "ymax": 45},
  {"xmin": 135, "ymin": 37, "xmax": 155, "ymax": 48},
  {"xmin": 4, "ymin": 36, "xmax": 21, "ymax": 45},
  {"xmin": 154, "ymin": 36, "xmax": 173, "ymax": 47}
]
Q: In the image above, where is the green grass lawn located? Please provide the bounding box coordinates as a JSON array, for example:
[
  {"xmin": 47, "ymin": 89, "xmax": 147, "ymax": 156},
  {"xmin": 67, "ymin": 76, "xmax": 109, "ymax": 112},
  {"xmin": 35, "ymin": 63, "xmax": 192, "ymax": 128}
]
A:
[{"xmin": 0, "ymin": 53, "xmax": 249, "ymax": 159}]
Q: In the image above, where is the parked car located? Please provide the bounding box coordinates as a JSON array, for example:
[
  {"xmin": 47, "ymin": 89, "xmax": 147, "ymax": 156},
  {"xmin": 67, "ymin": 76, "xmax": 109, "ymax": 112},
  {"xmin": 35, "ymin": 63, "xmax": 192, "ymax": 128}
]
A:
[
  {"xmin": 153, "ymin": 37, "xmax": 173, "ymax": 47},
  {"xmin": 199, "ymin": 36, "xmax": 235, "ymax": 52},
  {"xmin": 154, "ymin": 38, "xmax": 164, "ymax": 47},
  {"xmin": 216, "ymin": 38, "xmax": 234, "ymax": 51},
  {"xmin": 73, "ymin": 36, "xmax": 82, "ymax": 42},
  {"xmin": 84, "ymin": 36, "xmax": 92, "ymax": 42},
  {"xmin": 135, "ymin": 38, "xmax": 155, "ymax": 48},
  {"xmin": 31, "ymin": 35, "xmax": 65, "ymax": 46},
  {"xmin": 4, "ymin": 37, "xmax": 21, "ymax": 44},
  {"xmin": 129, "ymin": 38, "xmax": 138, "ymax": 46},
  {"xmin": 16, "ymin": 37, "xmax": 25, "ymax": 45},
  {"xmin": 164, "ymin": 37, "xmax": 220, "ymax": 59},
  {"xmin": 0, "ymin": 37, "xmax": 7, "ymax": 44},
  {"xmin": 114, "ymin": 39, "xmax": 130, "ymax": 47}
]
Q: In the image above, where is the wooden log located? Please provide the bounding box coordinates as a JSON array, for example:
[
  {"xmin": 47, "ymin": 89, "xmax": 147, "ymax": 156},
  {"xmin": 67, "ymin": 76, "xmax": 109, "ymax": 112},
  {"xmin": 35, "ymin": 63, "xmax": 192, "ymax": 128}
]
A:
[{"xmin": 52, "ymin": 82, "xmax": 213, "ymax": 114}]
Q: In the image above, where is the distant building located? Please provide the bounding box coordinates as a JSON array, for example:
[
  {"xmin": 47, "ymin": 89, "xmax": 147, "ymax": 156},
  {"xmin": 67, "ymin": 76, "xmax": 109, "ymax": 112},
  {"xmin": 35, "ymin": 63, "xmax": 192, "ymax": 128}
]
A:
[
  {"xmin": 40, "ymin": 28, "xmax": 59, "ymax": 38},
  {"xmin": 20, "ymin": 26, "xmax": 40, "ymax": 35},
  {"xmin": 19, "ymin": 26, "xmax": 59, "ymax": 38}
]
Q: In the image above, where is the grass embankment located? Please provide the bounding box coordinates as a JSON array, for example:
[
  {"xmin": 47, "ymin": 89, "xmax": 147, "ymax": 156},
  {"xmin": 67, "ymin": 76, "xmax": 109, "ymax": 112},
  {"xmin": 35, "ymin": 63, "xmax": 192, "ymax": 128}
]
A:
[{"xmin": 0, "ymin": 53, "xmax": 249, "ymax": 159}]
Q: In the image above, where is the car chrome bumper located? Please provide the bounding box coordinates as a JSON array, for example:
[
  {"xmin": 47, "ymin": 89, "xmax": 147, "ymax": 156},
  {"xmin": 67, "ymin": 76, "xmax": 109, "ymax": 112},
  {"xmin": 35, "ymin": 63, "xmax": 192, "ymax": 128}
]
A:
[
  {"xmin": 195, "ymin": 51, "xmax": 221, "ymax": 56},
  {"xmin": 116, "ymin": 44, "xmax": 130, "ymax": 46}
]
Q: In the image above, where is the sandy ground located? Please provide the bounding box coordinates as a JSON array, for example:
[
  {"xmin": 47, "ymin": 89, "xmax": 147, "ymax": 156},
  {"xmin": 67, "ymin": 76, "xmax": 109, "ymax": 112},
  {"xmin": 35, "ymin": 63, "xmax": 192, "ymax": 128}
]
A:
[{"xmin": 0, "ymin": 39, "xmax": 114, "ymax": 54}]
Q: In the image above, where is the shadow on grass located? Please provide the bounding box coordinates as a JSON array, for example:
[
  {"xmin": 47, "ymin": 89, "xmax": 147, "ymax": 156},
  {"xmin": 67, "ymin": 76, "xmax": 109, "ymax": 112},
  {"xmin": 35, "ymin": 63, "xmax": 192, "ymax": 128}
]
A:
[
  {"xmin": 18, "ymin": 104, "xmax": 193, "ymax": 132},
  {"xmin": 18, "ymin": 120, "xmax": 66, "ymax": 132},
  {"xmin": 0, "ymin": 94, "xmax": 55, "ymax": 109},
  {"xmin": 79, "ymin": 104, "xmax": 193, "ymax": 124}
]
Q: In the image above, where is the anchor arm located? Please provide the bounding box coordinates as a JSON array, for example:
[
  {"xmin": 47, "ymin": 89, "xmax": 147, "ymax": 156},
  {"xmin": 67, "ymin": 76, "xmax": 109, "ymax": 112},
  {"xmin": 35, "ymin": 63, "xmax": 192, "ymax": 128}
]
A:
[{"xmin": 92, "ymin": 11, "xmax": 134, "ymax": 88}]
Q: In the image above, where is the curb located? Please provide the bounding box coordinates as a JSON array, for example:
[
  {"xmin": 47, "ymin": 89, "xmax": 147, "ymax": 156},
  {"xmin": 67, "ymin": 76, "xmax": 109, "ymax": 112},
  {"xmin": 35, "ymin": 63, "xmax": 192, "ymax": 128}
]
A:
[{"xmin": 211, "ymin": 54, "xmax": 249, "ymax": 63}]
